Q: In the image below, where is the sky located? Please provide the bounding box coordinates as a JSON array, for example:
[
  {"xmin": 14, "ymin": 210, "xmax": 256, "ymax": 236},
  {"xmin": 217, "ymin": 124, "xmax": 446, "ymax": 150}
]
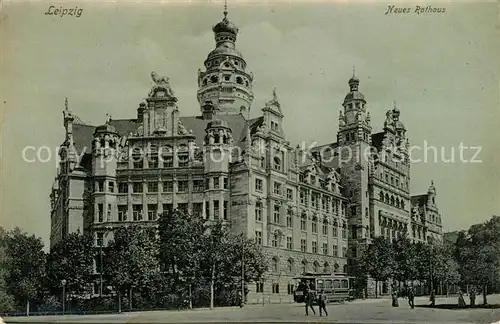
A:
[{"xmin": 1, "ymin": 0, "xmax": 499, "ymax": 248}]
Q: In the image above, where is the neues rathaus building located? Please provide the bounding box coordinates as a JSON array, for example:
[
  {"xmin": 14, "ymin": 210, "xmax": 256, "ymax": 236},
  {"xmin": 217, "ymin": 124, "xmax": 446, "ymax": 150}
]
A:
[{"xmin": 49, "ymin": 7, "xmax": 443, "ymax": 302}]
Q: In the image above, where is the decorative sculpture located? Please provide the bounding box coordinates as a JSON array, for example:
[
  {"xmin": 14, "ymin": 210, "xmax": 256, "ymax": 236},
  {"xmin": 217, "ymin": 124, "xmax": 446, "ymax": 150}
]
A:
[{"xmin": 150, "ymin": 71, "xmax": 175, "ymax": 97}]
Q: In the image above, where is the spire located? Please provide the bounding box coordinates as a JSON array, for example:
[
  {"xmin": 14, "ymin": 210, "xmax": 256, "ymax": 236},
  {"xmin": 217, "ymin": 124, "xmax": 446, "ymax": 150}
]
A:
[
  {"xmin": 272, "ymin": 87, "xmax": 277, "ymax": 101},
  {"xmin": 223, "ymin": 0, "xmax": 228, "ymax": 20},
  {"xmin": 64, "ymin": 97, "xmax": 69, "ymax": 111},
  {"xmin": 352, "ymin": 65, "xmax": 356, "ymax": 78}
]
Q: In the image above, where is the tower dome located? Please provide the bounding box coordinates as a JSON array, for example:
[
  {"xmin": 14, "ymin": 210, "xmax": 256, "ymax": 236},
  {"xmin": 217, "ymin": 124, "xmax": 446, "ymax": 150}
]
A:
[
  {"xmin": 343, "ymin": 69, "xmax": 365, "ymax": 104},
  {"xmin": 392, "ymin": 101, "xmax": 406, "ymax": 130}
]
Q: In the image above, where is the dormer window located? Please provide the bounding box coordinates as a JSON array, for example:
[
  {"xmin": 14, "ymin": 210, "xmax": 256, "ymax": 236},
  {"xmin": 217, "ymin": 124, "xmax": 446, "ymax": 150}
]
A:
[
  {"xmin": 310, "ymin": 175, "xmax": 316, "ymax": 185},
  {"xmin": 271, "ymin": 121, "xmax": 279, "ymax": 131},
  {"xmin": 236, "ymin": 77, "xmax": 243, "ymax": 85},
  {"xmin": 210, "ymin": 75, "xmax": 218, "ymax": 83},
  {"xmin": 224, "ymin": 75, "xmax": 230, "ymax": 81}
]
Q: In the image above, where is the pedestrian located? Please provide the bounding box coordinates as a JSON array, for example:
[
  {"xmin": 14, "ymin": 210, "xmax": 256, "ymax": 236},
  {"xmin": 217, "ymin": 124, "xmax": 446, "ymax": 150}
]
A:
[
  {"xmin": 429, "ymin": 290, "xmax": 435, "ymax": 307},
  {"xmin": 318, "ymin": 289, "xmax": 328, "ymax": 317},
  {"xmin": 391, "ymin": 288, "xmax": 399, "ymax": 307},
  {"xmin": 304, "ymin": 282, "xmax": 316, "ymax": 316},
  {"xmin": 469, "ymin": 287, "xmax": 476, "ymax": 307},
  {"xmin": 457, "ymin": 289, "xmax": 466, "ymax": 308},
  {"xmin": 407, "ymin": 287, "xmax": 415, "ymax": 309}
]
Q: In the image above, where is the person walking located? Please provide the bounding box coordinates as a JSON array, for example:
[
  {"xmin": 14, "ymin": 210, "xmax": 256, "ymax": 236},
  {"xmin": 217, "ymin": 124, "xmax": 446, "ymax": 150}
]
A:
[
  {"xmin": 407, "ymin": 287, "xmax": 415, "ymax": 309},
  {"xmin": 304, "ymin": 282, "xmax": 316, "ymax": 316},
  {"xmin": 318, "ymin": 289, "xmax": 328, "ymax": 317},
  {"xmin": 429, "ymin": 290, "xmax": 436, "ymax": 307},
  {"xmin": 469, "ymin": 287, "xmax": 476, "ymax": 307},
  {"xmin": 391, "ymin": 288, "xmax": 399, "ymax": 307},
  {"xmin": 458, "ymin": 289, "xmax": 466, "ymax": 308}
]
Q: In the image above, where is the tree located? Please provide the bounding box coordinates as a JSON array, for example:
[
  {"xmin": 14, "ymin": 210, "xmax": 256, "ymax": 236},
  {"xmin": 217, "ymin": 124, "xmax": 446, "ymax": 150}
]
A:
[
  {"xmin": 359, "ymin": 236, "xmax": 395, "ymax": 297},
  {"xmin": 104, "ymin": 226, "xmax": 160, "ymax": 311},
  {"xmin": 0, "ymin": 227, "xmax": 15, "ymax": 312},
  {"xmin": 45, "ymin": 232, "xmax": 94, "ymax": 297},
  {"xmin": 391, "ymin": 235, "xmax": 418, "ymax": 286},
  {"xmin": 5, "ymin": 228, "xmax": 46, "ymax": 314}
]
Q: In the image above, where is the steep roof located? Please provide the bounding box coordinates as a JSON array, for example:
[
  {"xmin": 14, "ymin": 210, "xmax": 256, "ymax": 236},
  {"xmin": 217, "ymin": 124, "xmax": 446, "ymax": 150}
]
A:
[{"xmin": 73, "ymin": 123, "xmax": 96, "ymax": 154}]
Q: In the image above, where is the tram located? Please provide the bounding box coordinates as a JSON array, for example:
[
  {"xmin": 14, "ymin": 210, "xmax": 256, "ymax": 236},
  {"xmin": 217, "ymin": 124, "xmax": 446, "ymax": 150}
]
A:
[{"xmin": 293, "ymin": 273, "xmax": 355, "ymax": 304}]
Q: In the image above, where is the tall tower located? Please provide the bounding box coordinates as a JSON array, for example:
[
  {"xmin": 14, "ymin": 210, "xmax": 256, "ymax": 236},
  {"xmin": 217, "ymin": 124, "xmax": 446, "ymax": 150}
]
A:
[
  {"xmin": 197, "ymin": 2, "xmax": 254, "ymax": 116},
  {"xmin": 337, "ymin": 71, "xmax": 372, "ymax": 274},
  {"xmin": 203, "ymin": 119, "xmax": 233, "ymax": 222}
]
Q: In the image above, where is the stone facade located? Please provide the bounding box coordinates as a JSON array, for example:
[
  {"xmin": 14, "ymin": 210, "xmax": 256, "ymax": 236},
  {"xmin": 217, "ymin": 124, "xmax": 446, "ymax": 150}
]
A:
[{"xmin": 49, "ymin": 8, "xmax": 442, "ymax": 302}]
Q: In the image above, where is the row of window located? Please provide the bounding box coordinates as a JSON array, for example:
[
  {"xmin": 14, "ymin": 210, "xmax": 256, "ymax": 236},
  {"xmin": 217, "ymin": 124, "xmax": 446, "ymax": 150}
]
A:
[
  {"xmin": 298, "ymin": 173, "xmax": 339, "ymax": 192},
  {"xmin": 378, "ymin": 191, "xmax": 406, "ymax": 210},
  {"xmin": 96, "ymin": 178, "xmax": 229, "ymax": 194},
  {"xmin": 254, "ymin": 231, "xmax": 347, "ymax": 256},
  {"xmin": 95, "ymin": 201, "xmax": 229, "ymax": 224},
  {"xmin": 269, "ymin": 258, "xmax": 347, "ymax": 275}
]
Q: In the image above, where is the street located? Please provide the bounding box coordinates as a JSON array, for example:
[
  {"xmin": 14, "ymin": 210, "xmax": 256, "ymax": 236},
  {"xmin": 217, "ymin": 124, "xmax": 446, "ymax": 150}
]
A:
[{"xmin": 3, "ymin": 295, "xmax": 500, "ymax": 324}]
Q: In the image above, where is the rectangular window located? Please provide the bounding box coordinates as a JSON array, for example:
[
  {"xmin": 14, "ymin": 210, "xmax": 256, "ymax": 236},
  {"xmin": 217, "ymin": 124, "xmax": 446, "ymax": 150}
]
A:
[
  {"xmin": 108, "ymin": 181, "xmax": 114, "ymax": 193},
  {"xmin": 163, "ymin": 204, "xmax": 173, "ymax": 214},
  {"xmin": 107, "ymin": 204, "xmax": 112, "ymax": 221},
  {"xmin": 193, "ymin": 180, "xmax": 204, "ymax": 192},
  {"xmin": 148, "ymin": 156, "xmax": 158, "ymax": 168},
  {"xmin": 163, "ymin": 156, "xmax": 173, "ymax": 168},
  {"xmin": 178, "ymin": 180, "xmax": 188, "ymax": 193},
  {"xmin": 323, "ymin": 223, "xmax": 328, "ymax": 236},
  {"xmin": 312, "ymin": 241, "xmax": 318, "ymax": 254},
  {"xmin": 286, "ymin": 210, "xmax": 292, "ymax": 228},
  {"xmin": 178, "ymin": 153, "xmax": 189, "ymax": 167},
  {"xmin": 133, "ymin": 182, "xmax": 143, "ymax": 193},
  {"xmin": 147, "ymin": 182, "xmax": 158, "ymax": 193},
  {"xmin": 223, "ymin": 177, "xmax": 228, "ymax": 189},
  {"xmin": 342, "ymin": 247, "xmax": 347, "ymax": 258},
  {"xmin": 272, "ymin": 283, "xmax": 280, "ymax": 294},
  {"xmin": 98, "ymin": 204, "xmax": 104, "ymax": 222},
  {"xmin": 133, "ymin": 204, "xmax": 143, "ymax": 221},
  {"xmin": 273, "ymin": 182, "xmax": 282, "ymax": 195},
  {"xmin": 272, "ymin": 233, "xmax": 278, "ymax": 247},
  {"xmin": 256, "ymin": 282, "xmax": 264, "ymax": 293},
  {"xmin": 118, "ymin": 205, "xmax": 127, "ymax": 221},
  {"xmin": 163, "ymin": 181, "xmax": 173, "ymax": 192},
  {"xmin": 287, "ymin": 284, "xmax": 295, "ymax": 295},
  {"xmin": 300, "ymin": 190, "xmax": 306, "ymax": 205},
  {"xmin": 255, "ymin": 231, "xmax": 262, "ymax": 245},
  {"xmin": 322, "ymin": 242, "xmax": 328, "ymax": 255},
  {"xmin": 96, "ymin": 232, "xmax": 104, "ymax": 247},
  {"xmin": 118, "ymin": 183, "xmax": 128, "ymax": 193},
  {"xmin": 255, "ymin": 178, "xmax": 263, "ymax": 192},
  {"xmin": 311, "ymin": 194, "xmax": 317, "ymax": 208},
  {"xmin": 213, "ymin": 177, "xmax": 220, "ymax": 189},
  {"xmin": 255, "ymin": 202, "xmax": 262, "ymax": 221},
  {"xmin": 193, "ymin": 203, "xmax": 203, "ymax": 218},
  {"xmin": 299, "ymin": 174, "xmax": 304, "ymax": 182},
  {"xmin": 178, "ymin": 203, "xmax": 188, "ymax": 215},
  {"xmin": 333, "ymin": 226, "xmax": 338, "ymax": 238},
  {"xmin": 223, "ymin": 201, "xmax": 228, "ymax": 220},
  {"xmin": 273, "ymin": 205, "xmax": 280, "ymax": 224},
  {"xmin": 286, "ymin": 236, "xmax": 293, "ymax": 250},
  {"xmin": 312, "ymin": 221, "xmax": 317, "ymax": 234},
  {"xmin": 332, "ymin": 244, "xmax": 338, "ymax": 257},
  {"xmin": 133, "ymin": 159, "xmax": 142, "ymax": 169},
  {"xmin": 97, "ymin": 180, "xmax": 104, "ymax": 192},
  {"xmin": 301, "ymin": 215, "xmax": 307, "ymax": 231},
  {"xmin": 342, "ymin": 227, "xmax": 347, "ymax": 240},
  {"xmin": 322, "ymin": 197, "xmax": 327, "ymax": 210},
  {"xmin": 287, "ymin": 188, "xmax": 293, "ymax": 201},
  {"xmin": 300, "ymin": 239, "xmax": 307, "ymax": 252},
  {"xmin": 213, "ymin": 200, "xmax": 219, "ymax": 220},
  {"xmin": 147, "ymin": 204, "xmax": 157, "ymax": 220}
]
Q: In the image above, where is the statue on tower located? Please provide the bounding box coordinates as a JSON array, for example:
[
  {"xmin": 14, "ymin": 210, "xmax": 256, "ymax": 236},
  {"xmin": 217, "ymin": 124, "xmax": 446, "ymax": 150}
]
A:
[
  {"xmin": 384, "ymin": 110, "xmax": 393, "ymax": 128},
  {"xmin": 150, "ymin": 71, "xmax": 175, "ymax": 98}
]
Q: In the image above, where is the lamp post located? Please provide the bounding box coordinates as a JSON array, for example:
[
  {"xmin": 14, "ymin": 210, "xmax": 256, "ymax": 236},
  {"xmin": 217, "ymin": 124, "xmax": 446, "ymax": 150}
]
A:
[{"xmin": 61, "ymin": 279, "xmax": 67, "ymax": 314}]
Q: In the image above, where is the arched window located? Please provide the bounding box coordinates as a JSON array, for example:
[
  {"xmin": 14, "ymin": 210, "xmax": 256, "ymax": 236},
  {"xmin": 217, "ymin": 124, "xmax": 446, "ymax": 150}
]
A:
[
  {"xmin": 313, "ymin": 261, "xmax": 320, "ymax": 273},
  {"xmin": 343, "ymin": 264, "xmax": 348, "ymax": 273},
  {"xmin": 210, "ymin": 75, "xmax": 218, "ymax": 83},
  {"xmin": 301, "ymin": 260, "xmax": 307, "ymax": 274},
  {"xmin": 236, "ymin": 76, "xmax": 243, "ymax": 85},
  {"xmin": 396, "ymin": 198, "xmax": 400, "ymax": 208},
  {"xmin": 273, "ymin": 157, "xmax": 282, "ymax": 171},
  {"xmin": 287, "ymin": 259, "xmax": 294, "ymax": 274},
  {"xmin": 385, "ymin": 193, "xmax": 389, "ymax": 203},
  {"xmin": 390, "ymin": 196, "xmax": 395, "ymax": 206},
  {"xmin": 272, "ymin": 257, "xmax": 279, "ymax": 273},
  {"xmin": 379, "ymin": 191, "xmax": 384, "ymax": 201},
  {"xmin": 401, "ymin": 201, "xmax": 405, "ymax": 210},
  {"xmin": 202, "ymin": 78, "xmax": 208, "ymax": 86},
  {"xmin": 213, "ymin": 133, "xmax": 220, "ymax": 144}
]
